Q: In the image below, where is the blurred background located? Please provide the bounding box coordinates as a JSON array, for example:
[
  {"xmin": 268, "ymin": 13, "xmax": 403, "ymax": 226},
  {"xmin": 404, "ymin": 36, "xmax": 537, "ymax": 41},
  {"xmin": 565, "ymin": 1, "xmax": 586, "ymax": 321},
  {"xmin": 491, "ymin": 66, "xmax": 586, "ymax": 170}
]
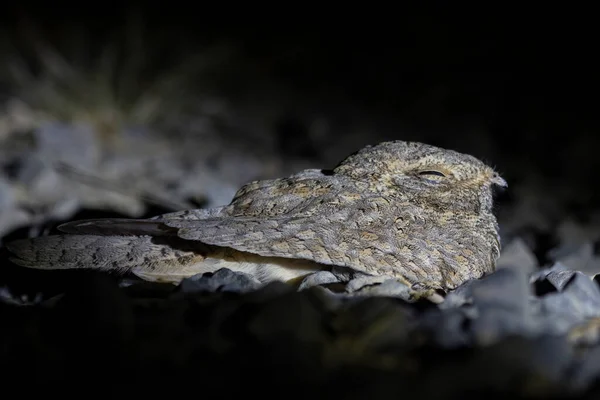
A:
[{"xmin": 0, "ymin": 4, "xmax": 599, "ymax": 292}]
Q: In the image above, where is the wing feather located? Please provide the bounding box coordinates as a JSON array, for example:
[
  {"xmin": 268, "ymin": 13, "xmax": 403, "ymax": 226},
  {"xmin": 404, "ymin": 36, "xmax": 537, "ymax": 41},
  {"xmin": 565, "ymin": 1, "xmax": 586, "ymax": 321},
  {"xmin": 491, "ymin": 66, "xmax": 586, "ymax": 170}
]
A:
[
  {"xmin": 163, "ymin": 205, "xmax": 408, "ymax": 279},
  {"xmin": 57, "ymin": 219, "xmax": 177, "ymax": 236}
]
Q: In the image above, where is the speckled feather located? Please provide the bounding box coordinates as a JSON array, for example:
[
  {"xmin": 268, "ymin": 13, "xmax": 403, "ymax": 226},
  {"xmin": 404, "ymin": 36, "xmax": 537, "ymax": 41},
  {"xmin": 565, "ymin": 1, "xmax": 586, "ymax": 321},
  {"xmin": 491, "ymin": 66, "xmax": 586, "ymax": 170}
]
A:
[{"xmin": 6, "ymin": 141, "xmax": 507, "ymax": 290}]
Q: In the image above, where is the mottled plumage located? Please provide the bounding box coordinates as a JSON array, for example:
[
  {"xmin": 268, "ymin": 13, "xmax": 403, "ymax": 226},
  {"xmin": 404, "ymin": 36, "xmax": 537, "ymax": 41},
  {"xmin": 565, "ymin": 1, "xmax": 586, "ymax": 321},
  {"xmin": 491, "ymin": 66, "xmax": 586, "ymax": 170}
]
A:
[{"xmin": 6, "ymin": 140, "xmax": 507, "ymax": 294}]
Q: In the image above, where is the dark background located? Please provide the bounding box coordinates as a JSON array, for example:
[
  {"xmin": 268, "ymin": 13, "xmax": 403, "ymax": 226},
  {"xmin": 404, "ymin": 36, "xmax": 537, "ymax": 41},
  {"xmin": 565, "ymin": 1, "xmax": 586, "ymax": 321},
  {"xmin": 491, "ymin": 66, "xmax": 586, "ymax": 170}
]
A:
[{"xmin": 3, "ymin": 5, "xmax": 597, "ymax": 150}]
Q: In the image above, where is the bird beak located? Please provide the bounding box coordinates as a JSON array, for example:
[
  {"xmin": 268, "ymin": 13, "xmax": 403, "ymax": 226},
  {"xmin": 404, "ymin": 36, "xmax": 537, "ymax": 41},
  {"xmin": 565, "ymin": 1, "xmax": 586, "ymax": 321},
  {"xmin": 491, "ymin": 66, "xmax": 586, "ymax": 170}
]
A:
[
  {"xmin": 490, "ymin": 173, "xmax": 508, "ymax": 196},
  {"xmin": 491, "ymin": 173, "xmax": 508, "ymax": 188}
]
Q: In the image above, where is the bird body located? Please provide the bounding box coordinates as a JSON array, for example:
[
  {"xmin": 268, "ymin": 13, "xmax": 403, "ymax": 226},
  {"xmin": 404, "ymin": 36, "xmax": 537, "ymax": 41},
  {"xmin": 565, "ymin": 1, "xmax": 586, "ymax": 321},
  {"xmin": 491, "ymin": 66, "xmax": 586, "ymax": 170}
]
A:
[{"xmin": 7, "ymin": 140, "xmax": 507, "ymax": 293}]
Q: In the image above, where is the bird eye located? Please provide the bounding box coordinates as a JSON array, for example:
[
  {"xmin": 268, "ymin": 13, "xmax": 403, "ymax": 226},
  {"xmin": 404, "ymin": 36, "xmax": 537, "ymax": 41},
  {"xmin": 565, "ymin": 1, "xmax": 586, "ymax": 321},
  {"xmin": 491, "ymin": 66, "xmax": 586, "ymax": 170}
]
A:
[
  {"xmin": 418, "ymin": 170, "xmax": 446, "ymax": 177},
  {"xmin": 417, "ymin": 170, "xmax": 446, "ymax": 183}
]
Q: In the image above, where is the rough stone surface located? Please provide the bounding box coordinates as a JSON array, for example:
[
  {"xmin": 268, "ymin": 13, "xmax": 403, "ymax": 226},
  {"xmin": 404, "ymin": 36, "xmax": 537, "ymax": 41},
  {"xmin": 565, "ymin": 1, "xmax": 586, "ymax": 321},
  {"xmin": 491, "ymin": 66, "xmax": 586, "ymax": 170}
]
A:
[
  {"xmin": 1, "ymin": 258, "xmax": 600, "ymax": 398},
  {"xmin": 178, "ymin": 267, "xmax": 262, "ymax": 294}
]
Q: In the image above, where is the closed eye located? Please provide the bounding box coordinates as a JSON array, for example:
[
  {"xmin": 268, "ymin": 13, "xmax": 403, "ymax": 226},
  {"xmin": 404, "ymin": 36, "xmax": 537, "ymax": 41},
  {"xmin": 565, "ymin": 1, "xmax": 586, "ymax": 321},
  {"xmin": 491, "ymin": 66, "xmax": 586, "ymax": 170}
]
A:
[{"xmin": 418, "ymin": 170, "xmax": 446, "ymax": 177}]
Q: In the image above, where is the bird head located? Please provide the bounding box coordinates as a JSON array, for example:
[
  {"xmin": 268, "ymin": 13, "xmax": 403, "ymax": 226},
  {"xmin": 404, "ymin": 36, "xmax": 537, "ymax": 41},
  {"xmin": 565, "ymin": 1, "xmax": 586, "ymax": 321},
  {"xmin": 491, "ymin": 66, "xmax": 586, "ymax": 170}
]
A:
[{"xmin": 334, "ymin": 140, "xmax": 507, "ymax": 215}]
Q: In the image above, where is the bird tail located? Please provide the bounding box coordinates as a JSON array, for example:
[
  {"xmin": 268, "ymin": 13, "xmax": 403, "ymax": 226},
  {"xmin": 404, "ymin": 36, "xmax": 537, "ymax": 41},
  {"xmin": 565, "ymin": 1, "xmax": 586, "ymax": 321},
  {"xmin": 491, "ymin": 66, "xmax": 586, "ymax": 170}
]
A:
[{"xmin": 5, "ymin": 234, "xmax": 207, "ymax": 283}]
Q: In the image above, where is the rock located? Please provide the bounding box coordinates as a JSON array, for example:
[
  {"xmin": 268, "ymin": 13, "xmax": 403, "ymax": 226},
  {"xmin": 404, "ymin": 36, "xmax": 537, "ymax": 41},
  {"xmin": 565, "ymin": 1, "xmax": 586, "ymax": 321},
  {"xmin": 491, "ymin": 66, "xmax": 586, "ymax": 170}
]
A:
[
  {"xmin": 34, "ymin": 122, "xmax": 99, "ymax": 168},
  {"xmin": 529, "ymin": 262, "xmax": 570, "ymax": 283},
  {"xmin": 298, "ymin": 270, "xmax": 340, "ymax": 291},
  {"xmin": 555, "ymin": 242, "xmax": 600, "ymax": 277},
  {"xmin": 468, "ymin": 268, "xmax": 535, "ymax": 345},
  {"xmin": 351, "ymin": 278, "xmax": 413, "ymax": 301},
  {"xmin": 0, "ymin": 286, "xmax": 47, "ymax": 306},
  {"xmin": 570, "ymin": 345, "xmax": 600, "ymax": 392},
  {"xmin": 178, "ymin": 268, "xmax": 262, "ymax": 294},
  {"xmin": 424, "ymin": 269, "xmax": 537, "ymax": 348},
  {"xmin": 568, "ymin": 318, "xmax": 600, "ymax": 348},
  {"xmin": 419, "ymin": 307, "xmax": 475, "ymax": 348},
  {"xmin": 439, "ymin": 279, "xmax": 478, "ymax": 309},
  {"xmin": 546, "ymin": 218, "xmax": 600, "ymax": 276},
  {"xmin": 0, "ymin": 178, "xmax": 31, "ymax": 238},
  {"xmin": 536, "ymin": 272, "xmax": 600, "ymax": 335},
  {"xmin": 496, "ymin": 236, "xmax": 539, "ymax": 273},
  {"xmin": 541, "ymin": 269, "xmax": 580, "ymax": 291}
]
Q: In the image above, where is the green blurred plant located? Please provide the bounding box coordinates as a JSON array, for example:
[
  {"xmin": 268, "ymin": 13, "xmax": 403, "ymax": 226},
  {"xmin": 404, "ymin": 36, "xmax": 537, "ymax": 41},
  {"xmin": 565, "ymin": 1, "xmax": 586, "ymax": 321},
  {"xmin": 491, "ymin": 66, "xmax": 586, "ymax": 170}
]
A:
[{"xmin": 0, "ymin": 12, "xmax": 234, "ymax": 142}]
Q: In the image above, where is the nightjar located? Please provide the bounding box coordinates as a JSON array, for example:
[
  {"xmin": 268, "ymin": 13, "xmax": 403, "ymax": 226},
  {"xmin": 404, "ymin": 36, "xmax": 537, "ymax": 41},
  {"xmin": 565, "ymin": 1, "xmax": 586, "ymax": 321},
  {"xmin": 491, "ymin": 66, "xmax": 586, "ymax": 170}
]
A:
[{"xmin": 6, "ymin": 140, "xmax": 507, "ymax": 300}]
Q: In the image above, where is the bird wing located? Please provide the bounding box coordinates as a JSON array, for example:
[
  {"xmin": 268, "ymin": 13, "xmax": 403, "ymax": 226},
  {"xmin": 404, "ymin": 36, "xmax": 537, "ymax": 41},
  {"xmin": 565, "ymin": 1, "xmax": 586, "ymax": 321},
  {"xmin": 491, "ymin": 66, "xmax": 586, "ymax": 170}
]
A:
[
  {"xmin": 161, "ymin": 210, "xmax": 405, "ymax": 278},
  {"xmin": 57, "ymin": 218, "xmax": 177, "ymax": 236},
  {"xmin": 54, "ymin": 172, "xmax": 441, "ymax": 285},
  {"xmin": 163, "ymin": 181, "xmax": 430, "ymax": 280},
  {"xmin": 56, "ymin": 207, "xmax": 226, "ymax": 236}
]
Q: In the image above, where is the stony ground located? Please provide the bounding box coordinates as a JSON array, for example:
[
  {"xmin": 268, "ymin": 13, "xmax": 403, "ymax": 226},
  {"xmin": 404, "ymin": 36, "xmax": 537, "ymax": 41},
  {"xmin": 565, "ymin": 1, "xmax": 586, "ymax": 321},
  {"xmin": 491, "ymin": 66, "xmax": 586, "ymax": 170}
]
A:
[{"xmin": 1, "ymin": 189, "xmax": 600, "ymax": 398}]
